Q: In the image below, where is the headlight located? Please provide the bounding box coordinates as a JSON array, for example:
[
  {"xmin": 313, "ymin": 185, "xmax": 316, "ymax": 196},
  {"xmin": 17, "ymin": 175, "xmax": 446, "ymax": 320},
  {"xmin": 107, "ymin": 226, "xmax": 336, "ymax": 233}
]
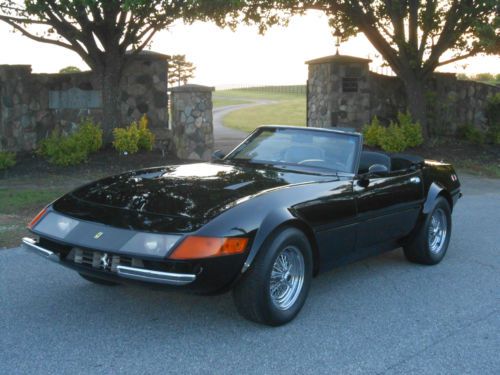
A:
[
  {"xmin": 33, "ymin": 212, "xmax": 79, "ymax": 239},
  {"xmin": 120, "ymin": 233, "xmax": 182, "ymax": 257}
]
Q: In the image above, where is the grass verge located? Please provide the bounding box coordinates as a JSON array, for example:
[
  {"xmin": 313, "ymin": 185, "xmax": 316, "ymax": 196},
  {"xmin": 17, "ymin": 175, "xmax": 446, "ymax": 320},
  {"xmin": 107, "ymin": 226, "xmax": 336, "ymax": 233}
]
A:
[{"xmin": 0, "ymin": 188, "xmax": 65, "ymax": 248}]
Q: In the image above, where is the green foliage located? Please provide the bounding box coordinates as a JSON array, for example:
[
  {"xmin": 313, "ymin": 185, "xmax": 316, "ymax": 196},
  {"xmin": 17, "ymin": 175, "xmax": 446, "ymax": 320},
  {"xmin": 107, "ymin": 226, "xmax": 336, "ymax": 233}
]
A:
[
  {"xmin": 456, "ymin": 125, "xmax": 485, "ymax": 144},
  {"xmin": 39, "ymin": 118, "xmax": 103, "ymax": 166},
  {"xmin": 363, "ymin": 112, "xmax": 424, "ymax": 152},
  {"xmin": 113, "ymin": 115, "xmax": 155, "ymax": 154},
  {"xmin": 59, "ymin": 66, "xmax": 81, "ymax": 74},
  {"xmin": 113, "ymin": 124, "xmax": 140, "ymax": 154},
  {"xmin": 77, "ymin": 118, "xmax": 103, "ymax": 153},
  {"xmin": 168, "ymin": 55, "xmax": 196, "ymax": 87},
  {"xmin": 137, "ymin": 115, "xmax": 155, "ymax": 151},
  {"xmin": 0, "ymin": 151, "xmax": 16, "ymax": 170},
  {"xmin": 485, "ymin": 93, "xmax": 500, "ymax": 144},
  {"xmin": 398, "ymin": 112, "xmax": 424, "ymax": 148},
  {"xmin": 474, "ymin": 73, "xmax": 495, "ymax": 82},
  {"xmin": 362, "ymin": 116, "xmax": 385, "ymax": 147},
  {"xmin": 378, "ymin": 123, "xmax": 408, "ymax": 153}
]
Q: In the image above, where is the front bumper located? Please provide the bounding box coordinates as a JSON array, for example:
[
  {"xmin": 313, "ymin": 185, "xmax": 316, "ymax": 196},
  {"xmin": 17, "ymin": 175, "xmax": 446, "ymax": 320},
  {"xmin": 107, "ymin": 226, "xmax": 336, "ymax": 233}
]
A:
[{"xmin": 23, "ymin": 237, "xmax": 196, "ymax": 286}]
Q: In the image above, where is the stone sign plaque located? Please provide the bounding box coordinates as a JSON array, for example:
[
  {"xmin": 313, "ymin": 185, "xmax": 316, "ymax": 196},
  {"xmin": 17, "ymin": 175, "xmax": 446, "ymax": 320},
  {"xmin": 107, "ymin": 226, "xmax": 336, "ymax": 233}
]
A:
[{"xmin": 49, "ymin": 87, "xmax": 102, "ymax": 109}]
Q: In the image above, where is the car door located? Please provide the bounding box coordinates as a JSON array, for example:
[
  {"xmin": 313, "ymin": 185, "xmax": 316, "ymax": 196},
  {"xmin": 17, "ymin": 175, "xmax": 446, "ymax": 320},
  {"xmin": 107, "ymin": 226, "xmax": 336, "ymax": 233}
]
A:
[{"xmin": 354, "ymin": 169, "xmax": 424, "ymax": 249}]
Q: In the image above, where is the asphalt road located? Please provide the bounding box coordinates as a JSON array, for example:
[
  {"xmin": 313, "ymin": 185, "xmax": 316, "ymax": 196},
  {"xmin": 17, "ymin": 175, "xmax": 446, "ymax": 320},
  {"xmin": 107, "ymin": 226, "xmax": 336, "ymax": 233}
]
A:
[{"xmin": 1, "ymin": 174, "xmax": 499, "ymax": 375}]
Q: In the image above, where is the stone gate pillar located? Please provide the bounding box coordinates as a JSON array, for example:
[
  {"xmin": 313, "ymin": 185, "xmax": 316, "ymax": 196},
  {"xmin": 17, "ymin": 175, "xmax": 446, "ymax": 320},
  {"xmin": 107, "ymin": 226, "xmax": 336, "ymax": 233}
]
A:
[
  {"xmin": 306, "ymin": 54, "xmax": 372, "ymax": 131},
  {"xmin": 169, "ymin": 84, "xmax": 214, "ymax": 160}
]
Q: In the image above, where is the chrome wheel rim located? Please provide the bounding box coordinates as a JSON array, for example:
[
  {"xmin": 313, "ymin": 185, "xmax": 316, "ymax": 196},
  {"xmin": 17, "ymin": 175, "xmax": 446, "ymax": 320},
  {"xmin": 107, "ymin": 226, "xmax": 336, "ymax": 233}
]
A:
[
  {"xmin": 428, "ymin": 208, "xmax": 448, "ymax": 254},
  {"xmin": 269, "ymin": 246, "xmax": 305, "ymax": 311}
]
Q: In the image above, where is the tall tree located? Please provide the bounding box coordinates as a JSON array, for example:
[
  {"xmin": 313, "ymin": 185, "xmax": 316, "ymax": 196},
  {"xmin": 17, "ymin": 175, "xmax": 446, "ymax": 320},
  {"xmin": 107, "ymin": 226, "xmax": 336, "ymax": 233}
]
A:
[
  {"xmin": 238, "ymin": 0, "xmax": 499, "ymax": 137},
  {"xmin": 168, "ymin": 54, "xmax": 196, "ymax": 86},
  {"xmin": 0, "ymin": 0, "xmax": 239, "ymax": 138}
]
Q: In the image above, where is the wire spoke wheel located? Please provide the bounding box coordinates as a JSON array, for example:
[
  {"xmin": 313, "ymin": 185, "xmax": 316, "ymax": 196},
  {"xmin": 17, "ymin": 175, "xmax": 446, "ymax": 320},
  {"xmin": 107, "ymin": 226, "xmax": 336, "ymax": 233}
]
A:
[
  {"xmin": 428, "ymin": 208, "xmax": 448, "ymax": 254},
  {"xmin": 269, "ymin": 246, "xmax": 305, "ymax": 311}
]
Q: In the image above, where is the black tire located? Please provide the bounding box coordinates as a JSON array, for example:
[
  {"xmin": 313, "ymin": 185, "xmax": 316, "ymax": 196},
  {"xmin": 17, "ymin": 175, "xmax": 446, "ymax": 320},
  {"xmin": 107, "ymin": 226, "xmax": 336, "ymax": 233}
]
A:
[
  {"xmin": 79, "ymin": 273, "xmax": 119, "ymax": 286},
  {"xmin": 232, "ymin": 227, "xmax": 313, "ymax": 326},
  {"xmin": 404, "ymin": 196, "xmax": 452, "ymax": 265}
]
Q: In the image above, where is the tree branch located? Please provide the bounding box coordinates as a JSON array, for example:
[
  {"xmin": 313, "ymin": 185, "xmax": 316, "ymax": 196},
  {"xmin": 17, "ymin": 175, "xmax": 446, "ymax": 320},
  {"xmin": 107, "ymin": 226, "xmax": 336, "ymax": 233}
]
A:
[{"xmin": 436, "ymin": 51, "xmax": 479, "ymax": 67}]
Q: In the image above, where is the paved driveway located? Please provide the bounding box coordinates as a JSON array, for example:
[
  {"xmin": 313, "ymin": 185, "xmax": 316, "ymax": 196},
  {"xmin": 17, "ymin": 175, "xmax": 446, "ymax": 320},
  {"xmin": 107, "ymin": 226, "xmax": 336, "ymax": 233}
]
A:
[
  {"xmin": 1, "ymin": 174, "xmax": 499, "ymax": 374},
  {"xmin": 213, "ymin": 100, "xmax": 274, "ymax": 152}
]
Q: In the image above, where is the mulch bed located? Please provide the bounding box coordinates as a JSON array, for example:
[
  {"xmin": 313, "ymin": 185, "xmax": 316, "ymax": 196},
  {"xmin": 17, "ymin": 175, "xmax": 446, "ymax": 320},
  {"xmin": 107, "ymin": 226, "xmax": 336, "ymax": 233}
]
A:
[{"xmin": 1, "ymin": 147, "xmax": 181, "ymax": 183}]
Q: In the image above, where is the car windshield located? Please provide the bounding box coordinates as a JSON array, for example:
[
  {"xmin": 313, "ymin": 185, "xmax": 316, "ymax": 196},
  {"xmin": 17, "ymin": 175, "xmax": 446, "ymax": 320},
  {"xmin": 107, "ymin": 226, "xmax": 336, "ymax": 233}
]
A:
[{"xmin": 225, "ymin": 127, "xmax": 360, "ymax": 174}]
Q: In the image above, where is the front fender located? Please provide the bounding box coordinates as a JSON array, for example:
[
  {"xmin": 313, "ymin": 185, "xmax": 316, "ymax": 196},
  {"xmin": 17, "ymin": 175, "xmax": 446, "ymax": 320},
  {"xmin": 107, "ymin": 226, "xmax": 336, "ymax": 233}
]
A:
[
  {"xmin": 240, "ymin": 208, "xmax": 297, "ymax": 273},
  {"xmin": 423, "ymin": 182, "xmax": 444, "ymax": 214}
]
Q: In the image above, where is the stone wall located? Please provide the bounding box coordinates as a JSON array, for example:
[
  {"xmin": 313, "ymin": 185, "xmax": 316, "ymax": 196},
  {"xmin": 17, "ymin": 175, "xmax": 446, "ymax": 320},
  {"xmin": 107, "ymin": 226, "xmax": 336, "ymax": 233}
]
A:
[
  {"xmin": 307, "ymin": 54, "xmax": 500, "ymax": 135},
  {"xmin": 170, "ymin": 84, "xmax": 214, "ymax": 160},
  {"xmin": 0, "ymin": 51, "xmax": 169, "ymax": 152}
]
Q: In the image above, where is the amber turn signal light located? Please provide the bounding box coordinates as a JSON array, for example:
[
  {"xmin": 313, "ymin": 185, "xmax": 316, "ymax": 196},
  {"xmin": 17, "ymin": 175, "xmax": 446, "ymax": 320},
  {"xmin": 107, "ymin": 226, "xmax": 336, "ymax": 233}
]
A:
[
  {"xmin": 28, "ymin": 207, "xmax": 48, "ymax": 229},
  {"xmin": 169, "ymin": 236, "xmax": 249, "ymax": 260}
]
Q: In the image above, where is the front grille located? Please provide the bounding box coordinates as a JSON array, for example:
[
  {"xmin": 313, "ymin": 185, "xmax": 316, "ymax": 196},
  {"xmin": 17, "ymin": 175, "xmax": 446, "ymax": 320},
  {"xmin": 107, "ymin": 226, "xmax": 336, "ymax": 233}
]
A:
[{"xmin": 67, "ymin": 248, "xmax": 144, "ymax": 272}]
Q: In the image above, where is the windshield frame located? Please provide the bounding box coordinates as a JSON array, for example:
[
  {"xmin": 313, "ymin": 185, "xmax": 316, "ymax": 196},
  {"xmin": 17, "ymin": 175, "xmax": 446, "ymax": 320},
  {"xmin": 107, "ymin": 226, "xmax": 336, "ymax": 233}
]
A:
[{"xmin": 224, "ymin": 126, "xmax": 363, "ymax": 175}]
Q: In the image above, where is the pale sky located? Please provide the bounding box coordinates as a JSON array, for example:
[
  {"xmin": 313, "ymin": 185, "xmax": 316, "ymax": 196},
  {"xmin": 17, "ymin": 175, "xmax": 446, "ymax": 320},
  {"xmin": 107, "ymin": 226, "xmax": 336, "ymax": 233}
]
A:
[{"xmin": 0, "ymin": 10, "xmax": 498, "ymax": 87}]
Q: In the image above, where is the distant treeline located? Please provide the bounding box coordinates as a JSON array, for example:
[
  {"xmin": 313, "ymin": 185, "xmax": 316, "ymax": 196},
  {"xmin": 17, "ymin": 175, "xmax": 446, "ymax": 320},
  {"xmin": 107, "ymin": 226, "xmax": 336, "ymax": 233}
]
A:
[{"xmin": 457, "ymin": 73, "xmax": 500, "ymax": 84}]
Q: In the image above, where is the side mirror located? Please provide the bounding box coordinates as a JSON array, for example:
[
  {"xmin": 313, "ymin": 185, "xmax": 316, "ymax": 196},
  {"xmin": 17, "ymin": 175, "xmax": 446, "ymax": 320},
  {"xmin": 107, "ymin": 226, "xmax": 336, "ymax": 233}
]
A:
[
  {"xmin": 212, "ymin": 150, "xmax": 226, "ymax": 160},
  {"xmin": 368, "ymin": 163, "xmax": 389, "ymax": 176}
]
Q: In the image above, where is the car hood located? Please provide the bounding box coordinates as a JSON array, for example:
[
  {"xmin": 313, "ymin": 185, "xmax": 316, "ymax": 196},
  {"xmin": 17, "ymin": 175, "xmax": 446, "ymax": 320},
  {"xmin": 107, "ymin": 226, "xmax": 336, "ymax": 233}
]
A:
[{"xmin": 53, "ymin": 162, "xmax": 322, "ymax": 232}]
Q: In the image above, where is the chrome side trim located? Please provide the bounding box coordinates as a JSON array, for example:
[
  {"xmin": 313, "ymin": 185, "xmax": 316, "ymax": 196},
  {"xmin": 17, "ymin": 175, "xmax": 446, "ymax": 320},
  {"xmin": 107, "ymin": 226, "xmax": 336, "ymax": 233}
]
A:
[
  {"xmin": 116, "ymin": 265, "xmax": 196, "ymax": 286},
  {"xmin": 22, "ymin": 237, "xmax": 60, "ymax": 263}
]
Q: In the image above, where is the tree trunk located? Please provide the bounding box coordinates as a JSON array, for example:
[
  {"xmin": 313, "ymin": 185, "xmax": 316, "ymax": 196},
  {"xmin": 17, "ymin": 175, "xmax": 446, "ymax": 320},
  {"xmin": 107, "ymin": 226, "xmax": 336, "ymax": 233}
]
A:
[
  {"xmin": 401, "ymin": 74, "xmax": 430, "ymax": 139},
  {"xmin": 99, "ymin": 59, "xmax": 123, "ymax": 142}
]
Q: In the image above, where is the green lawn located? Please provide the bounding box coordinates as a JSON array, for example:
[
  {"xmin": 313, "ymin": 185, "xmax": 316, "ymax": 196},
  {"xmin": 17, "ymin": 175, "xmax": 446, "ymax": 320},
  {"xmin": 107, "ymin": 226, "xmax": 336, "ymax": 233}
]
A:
[
  {"xmin": 223, "ymin": 97, "xmax": 306, "ymax": 133},
  {"xmin": 0, "ymin": 189, "xmax": 64, "ymax": 215},
  {"xmin": 215, "ymin": 86, "xmax": 306, "ymax": 101},
  {"xmin": 0, "ymin": 188, "xmax": 65, "ymax": 248},
  {"xmin": 216, "ymin": 87, "xmax": 307, "ymax": 133}
]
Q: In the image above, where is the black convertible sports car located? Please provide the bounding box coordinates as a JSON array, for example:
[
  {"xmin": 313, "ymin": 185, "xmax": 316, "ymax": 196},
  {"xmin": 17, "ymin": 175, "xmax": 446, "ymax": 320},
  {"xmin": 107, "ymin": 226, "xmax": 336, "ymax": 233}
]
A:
[{"xmin": 23, "ymin": 126, "xmax": 461, "ymax": 326}]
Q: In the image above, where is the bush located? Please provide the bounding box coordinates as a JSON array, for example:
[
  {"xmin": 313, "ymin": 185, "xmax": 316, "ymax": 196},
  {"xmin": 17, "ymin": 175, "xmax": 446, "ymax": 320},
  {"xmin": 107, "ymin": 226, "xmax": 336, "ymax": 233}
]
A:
[
  {"xmin": 398, "ymin": 111, "xmax": 424, "ymax": 148},
  {"xmin": 137, "ymin": 115, "xmax": 155, "ymax": 151},
  {"xmin": 378, "ymin": 122, "xmax": 408, "ymax": 152},
  {"xmin": 362, "ymin": 111, "xmax": 424, "ymax": 152},
  {"xmin": 456, "ymin": 124, "xmax": 485, "ymax": 144},
  {"xmin": 0, "ymin": 151, "xmax": 16, "ymax": 170},
  {"xmin": 78, "ymin": 118, "xmax": 103, "ymax": 153},
  {"xmin": 39, "ymin": 118, "xmax": 103, "ymax": 166},
  {"xmin": 485, "ymin": 93, "xmax": 500, "ymax": 144},
  {"xmin": 113, "ymin": 123, "xmax": 140, "ymax": 154},
  {"xmin": 362, "ymin": 116, "xmax": 384, "ymax": 146},
  {"xmin": 113, "ymin": 115, "xmax": 155, "ymax": 154}
]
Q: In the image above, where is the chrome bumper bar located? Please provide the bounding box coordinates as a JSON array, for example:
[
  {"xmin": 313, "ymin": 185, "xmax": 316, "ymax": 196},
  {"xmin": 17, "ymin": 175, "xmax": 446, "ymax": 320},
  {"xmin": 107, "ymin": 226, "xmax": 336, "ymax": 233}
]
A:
[{"xmin": 22, "ymin": 237, "xmax": 196, "ymax": 286}]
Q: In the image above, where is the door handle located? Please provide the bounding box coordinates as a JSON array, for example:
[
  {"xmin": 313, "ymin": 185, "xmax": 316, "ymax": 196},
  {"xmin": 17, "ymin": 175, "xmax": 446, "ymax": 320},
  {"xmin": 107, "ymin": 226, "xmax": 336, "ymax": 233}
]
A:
[{"xmin": 410, "ymin": 177, "xmax": 421, "ymax": 184}]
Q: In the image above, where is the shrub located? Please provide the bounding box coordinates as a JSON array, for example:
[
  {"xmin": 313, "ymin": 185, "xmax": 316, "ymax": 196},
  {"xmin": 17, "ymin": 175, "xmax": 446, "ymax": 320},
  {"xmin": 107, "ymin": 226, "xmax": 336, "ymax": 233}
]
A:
[
  {"xmin": 378, "ymin": 122, "xmax": 408, "ymax": 152},
  {"xmin": 362, "ymin": 116, "xmax": 384, "ymax": 146},
  {"xmin": 113, "ymin": 123, "xmax": 140, "ymax": 154},
  {"xmin": 456, "ymin": 124, "xmax": 485, "ymax": 144},
  {"xmin": 0, "ymin": 151, "xmax": 16, "ymax": 170},
  {"xmin": 485, "ymin": 93, "xmax": 500, "ymax": 144},
  {"xmin": 113, "ymin": 115, "xmax": 155, "ymax": 154},
  {"xmin": 77, "ymin": 118, "xmax": 103, "ymax": 153},
  {"xmin": 398, "ymin": 111, "xmax": 424, "ymax": 148},
  {"xmin": 362, "ymin": 111, "xmax": 423, "ymax": 152},
  {"xmin": 39, "ymin": 118, "xmax": 103, "ymax": 166},
  {"xmin": 137, "ymin": 115, "xmax": 155, "ymax": 151}
]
